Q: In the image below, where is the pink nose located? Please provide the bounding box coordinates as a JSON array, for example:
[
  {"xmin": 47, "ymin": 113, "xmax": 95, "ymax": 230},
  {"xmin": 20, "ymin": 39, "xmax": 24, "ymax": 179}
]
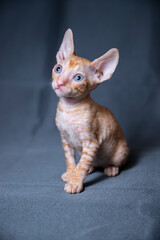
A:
[{"xmin": 57, "ymin": 82, "xmax": 64, "ymax": 88}]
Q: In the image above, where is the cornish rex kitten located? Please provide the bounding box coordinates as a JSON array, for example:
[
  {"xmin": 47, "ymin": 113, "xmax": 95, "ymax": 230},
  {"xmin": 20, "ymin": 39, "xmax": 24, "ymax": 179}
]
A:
[{"xmin": 52, "ymin": 29, "xmax": 129, "ymax": 194}]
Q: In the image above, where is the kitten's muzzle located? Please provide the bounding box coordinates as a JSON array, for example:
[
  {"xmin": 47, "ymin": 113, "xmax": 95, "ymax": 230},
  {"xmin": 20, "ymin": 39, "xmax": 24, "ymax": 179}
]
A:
[{"xmin": 57, "ymin": 82, "xmax": 64, "ymax": 88}]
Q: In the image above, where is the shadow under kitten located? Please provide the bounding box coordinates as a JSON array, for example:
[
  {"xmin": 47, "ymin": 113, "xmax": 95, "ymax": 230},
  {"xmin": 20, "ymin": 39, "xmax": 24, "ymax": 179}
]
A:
[{"xmin": 84, "ymin": 149, "xmax": 141, "ymax": 189}]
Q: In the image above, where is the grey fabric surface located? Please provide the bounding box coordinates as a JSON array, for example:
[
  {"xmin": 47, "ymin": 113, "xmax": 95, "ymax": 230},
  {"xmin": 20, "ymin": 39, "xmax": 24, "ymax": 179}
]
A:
[{"xmin": 0, "ymin": 0, "xmax": 160, "ymax": 239}]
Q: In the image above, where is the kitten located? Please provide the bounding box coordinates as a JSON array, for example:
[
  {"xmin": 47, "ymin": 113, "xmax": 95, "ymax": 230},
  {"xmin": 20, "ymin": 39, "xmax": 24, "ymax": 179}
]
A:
[{"xmin": 52, "ymin": 29, "xmax": 129, "ymax": 194}]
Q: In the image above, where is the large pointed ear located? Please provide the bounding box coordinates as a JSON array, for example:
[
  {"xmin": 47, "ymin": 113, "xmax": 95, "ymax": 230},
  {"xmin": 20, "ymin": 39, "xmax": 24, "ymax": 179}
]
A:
[
  {"xmin": 56, "ymin": 29, "xmax": 74, "ymax": 62},
  {"xmin": 91, "ymin": 48, "xmax": 119, "ymax": 83}
]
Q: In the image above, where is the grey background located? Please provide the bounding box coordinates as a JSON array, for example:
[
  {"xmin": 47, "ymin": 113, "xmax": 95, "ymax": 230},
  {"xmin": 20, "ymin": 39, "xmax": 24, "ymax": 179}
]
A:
[{"xmin": 0, "ymin": 0, "xmax": 160, "ymax": 239}]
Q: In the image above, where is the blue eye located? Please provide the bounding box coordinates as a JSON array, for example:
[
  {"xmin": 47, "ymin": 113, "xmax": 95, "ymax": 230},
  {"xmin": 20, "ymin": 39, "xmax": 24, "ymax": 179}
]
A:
[
  {"xmin": 73, "ymin": 74, "xmax": 84, "ymax": 82},
  {"xmin": 54, "ymin": 65, "xmax": 62, "ymax": 73}
]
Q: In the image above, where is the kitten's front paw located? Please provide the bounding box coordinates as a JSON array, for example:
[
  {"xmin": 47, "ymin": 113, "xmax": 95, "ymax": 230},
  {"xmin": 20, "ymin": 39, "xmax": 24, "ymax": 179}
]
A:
[
  {"xmin": 61, "ymin": 172, "xmax": 73, "ymax": 182},
  {"xmin": 64, "ymin": 181, "xmax": 83, "ymax": 194}
]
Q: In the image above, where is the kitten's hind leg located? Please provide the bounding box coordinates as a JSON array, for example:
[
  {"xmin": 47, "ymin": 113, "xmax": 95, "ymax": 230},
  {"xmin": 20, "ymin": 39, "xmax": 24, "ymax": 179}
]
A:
[
  {"xmin": 111, "ymin": 140, "xmax": 129, "ymax": 169},
  {"xmin": 104, "ymin": 141, "xmax": 129, "ymax": 177}
]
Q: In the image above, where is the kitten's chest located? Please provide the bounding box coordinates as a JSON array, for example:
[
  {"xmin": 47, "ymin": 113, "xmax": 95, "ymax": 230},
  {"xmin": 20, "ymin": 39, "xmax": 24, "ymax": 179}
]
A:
[{"xmin": 56, "ymin": 108, "xmax": 82, "ymax": 148}]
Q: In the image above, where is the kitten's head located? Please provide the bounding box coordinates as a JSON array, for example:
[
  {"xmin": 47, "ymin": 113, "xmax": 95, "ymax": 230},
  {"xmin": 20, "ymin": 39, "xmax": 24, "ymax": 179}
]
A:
[{"xmin": 52, "ymin": 29, "xmax": 119, "ymax": 98}]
